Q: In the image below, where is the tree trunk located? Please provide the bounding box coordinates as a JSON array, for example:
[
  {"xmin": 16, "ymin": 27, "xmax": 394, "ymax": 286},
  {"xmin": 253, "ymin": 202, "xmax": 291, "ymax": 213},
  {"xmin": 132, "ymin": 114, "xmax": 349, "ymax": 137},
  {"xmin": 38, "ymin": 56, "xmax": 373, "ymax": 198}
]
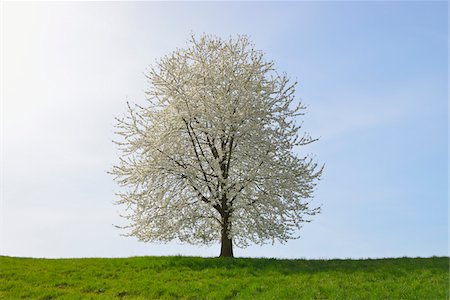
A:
[
  {"xmin": 219, "ymin": 211, "xmax": 234, "ymax": 257},
  {"xmin": 219, "ymin": 227, "xmax": 234, "ymax": 257}
]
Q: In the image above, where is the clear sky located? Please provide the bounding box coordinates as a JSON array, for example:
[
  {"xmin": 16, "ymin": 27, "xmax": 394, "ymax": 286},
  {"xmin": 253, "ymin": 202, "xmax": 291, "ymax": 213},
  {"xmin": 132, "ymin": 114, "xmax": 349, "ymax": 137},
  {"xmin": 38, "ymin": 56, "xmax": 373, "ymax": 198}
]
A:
[{"xmin": 1, "ymin": 1, "xmax": 447, "ymax": 259}]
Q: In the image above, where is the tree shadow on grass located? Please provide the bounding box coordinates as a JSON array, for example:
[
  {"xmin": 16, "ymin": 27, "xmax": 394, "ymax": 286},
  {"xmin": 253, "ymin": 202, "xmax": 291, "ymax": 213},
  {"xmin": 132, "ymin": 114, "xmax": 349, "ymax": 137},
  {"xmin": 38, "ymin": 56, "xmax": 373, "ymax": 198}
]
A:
[{"xmin": 156, "ymin": 256, "xmax": 449, "ymax": 275}]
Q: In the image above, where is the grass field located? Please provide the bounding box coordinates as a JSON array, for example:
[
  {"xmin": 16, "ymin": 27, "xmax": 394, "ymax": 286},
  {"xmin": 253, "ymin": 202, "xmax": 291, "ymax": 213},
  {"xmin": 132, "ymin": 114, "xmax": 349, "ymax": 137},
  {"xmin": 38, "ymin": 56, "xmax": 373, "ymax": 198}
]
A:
[{"xmin": 0, "ymin": 256, "xmax": 448, "ymax": 299}]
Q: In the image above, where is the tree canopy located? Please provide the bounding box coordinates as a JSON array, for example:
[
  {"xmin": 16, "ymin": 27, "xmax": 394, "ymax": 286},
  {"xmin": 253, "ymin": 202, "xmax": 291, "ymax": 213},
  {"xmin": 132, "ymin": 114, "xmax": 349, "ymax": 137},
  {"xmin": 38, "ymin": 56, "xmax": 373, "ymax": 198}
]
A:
[{"xmin": 111, "ymin": 35, "xmax": 322, "ymax": 257}]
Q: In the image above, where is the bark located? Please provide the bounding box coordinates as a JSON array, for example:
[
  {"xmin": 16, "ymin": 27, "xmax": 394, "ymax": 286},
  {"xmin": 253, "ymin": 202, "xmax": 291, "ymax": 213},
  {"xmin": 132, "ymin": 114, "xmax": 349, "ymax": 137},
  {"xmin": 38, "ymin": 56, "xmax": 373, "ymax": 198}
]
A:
[
  {"xmin": 219, "ymin": 226, "xmax": 234, "ymax": 257},
  {"xmin": 219, "ymin": 212, "xmax": 234, "ymax": 257}
]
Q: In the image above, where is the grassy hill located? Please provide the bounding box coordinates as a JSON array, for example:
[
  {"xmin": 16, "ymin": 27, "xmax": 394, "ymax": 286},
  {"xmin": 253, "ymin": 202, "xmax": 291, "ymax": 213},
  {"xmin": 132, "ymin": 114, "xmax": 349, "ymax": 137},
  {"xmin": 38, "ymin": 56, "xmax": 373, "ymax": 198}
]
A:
[{"xmin": 0, "ymin": 256, "xmax": 448, "ymax": 299}]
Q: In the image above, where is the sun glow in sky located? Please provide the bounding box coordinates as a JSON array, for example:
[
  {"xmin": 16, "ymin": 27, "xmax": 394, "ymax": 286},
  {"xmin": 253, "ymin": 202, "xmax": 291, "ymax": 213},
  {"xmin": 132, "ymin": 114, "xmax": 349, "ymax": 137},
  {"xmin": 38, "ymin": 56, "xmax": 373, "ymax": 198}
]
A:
[{"xmin": 1, "ymin": 1, "xmax": 447, "ymax": 258}]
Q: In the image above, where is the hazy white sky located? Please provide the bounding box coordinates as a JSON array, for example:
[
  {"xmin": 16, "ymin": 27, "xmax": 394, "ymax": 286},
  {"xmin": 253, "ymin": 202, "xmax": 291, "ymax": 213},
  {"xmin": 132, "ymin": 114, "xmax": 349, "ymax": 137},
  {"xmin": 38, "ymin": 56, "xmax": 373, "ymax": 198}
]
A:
[{"xmin": 1, "ymin": 2, "xmax": 447, "ymax": 258}]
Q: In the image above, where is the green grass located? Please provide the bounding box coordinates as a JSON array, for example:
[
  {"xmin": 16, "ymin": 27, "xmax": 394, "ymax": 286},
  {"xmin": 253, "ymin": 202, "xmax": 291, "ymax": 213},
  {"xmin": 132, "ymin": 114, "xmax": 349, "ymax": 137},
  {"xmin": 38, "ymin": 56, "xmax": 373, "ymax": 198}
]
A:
[{"xmin": 0, "ymin": 256, "xmax": 448, "ymax": 299}]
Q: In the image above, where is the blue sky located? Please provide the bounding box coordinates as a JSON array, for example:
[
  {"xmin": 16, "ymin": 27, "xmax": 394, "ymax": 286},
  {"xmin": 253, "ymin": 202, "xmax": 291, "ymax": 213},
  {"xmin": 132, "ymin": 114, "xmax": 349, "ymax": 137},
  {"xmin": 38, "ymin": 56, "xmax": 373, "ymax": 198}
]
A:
[{"xmin": 1, "ymin": 1, "xmax": 447, "ymax": 259}]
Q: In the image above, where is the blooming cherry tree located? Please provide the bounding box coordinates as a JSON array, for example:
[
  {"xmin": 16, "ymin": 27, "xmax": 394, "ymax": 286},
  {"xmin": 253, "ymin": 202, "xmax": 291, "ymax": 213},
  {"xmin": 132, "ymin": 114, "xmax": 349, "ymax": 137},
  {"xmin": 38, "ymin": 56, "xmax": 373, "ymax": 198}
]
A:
[{"xmin": 111, "ymin": 35, "xmax": 322, "ymax": 257}]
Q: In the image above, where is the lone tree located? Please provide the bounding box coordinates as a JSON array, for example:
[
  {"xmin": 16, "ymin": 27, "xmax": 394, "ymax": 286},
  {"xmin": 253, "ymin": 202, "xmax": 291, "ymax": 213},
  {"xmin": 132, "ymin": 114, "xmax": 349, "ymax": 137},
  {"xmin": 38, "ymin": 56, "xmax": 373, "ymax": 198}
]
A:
[{"xmin": 111, "ymin": 35, "xmax": 322, "ymax": 257}]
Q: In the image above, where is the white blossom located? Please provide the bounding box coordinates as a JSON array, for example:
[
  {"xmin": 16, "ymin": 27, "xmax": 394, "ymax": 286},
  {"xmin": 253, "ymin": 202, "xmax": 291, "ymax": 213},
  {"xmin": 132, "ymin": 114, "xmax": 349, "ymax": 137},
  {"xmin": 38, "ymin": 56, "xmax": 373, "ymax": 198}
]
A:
[{"xmin": 111, "ymin": 34, "xmax": 322, "ymax": 256}]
